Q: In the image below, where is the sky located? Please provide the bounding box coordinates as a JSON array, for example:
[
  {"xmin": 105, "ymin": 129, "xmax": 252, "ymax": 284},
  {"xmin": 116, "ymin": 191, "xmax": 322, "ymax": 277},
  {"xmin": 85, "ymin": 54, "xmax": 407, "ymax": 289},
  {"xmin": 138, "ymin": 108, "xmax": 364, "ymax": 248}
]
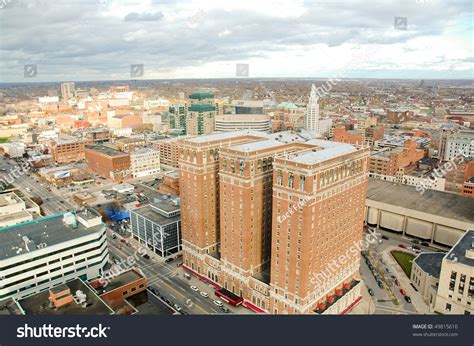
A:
[{"xmin": 0, "ymin": 0, "xmax": 472, "ymax": 82}]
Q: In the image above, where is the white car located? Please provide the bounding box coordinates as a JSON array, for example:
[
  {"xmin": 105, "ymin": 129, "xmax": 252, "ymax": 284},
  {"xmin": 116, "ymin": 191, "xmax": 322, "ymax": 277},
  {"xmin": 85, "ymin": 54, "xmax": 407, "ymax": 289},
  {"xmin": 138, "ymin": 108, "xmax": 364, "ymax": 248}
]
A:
[
  {"xmin": 199, "ymin": 291, "xmax": 209, "ymax": 298},
  {"xmin": 190, "ymin": 285, "xmax": 199, "ymax": 292},
  {"xmin": 213, "ymin": 300, "xmax": 223, "ymax": 307}
]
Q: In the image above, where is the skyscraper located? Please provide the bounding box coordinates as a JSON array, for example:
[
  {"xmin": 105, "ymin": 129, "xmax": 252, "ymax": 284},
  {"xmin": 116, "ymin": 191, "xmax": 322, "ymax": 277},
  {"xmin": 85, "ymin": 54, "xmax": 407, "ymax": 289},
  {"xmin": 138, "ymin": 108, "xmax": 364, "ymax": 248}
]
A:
[
  {"xmin": 61, "ymin": 82, "xmax": 75, "ymax": 103},
  {"xmin": 304, "ymin": 84, "xmax": 333, "ymax": 135}
]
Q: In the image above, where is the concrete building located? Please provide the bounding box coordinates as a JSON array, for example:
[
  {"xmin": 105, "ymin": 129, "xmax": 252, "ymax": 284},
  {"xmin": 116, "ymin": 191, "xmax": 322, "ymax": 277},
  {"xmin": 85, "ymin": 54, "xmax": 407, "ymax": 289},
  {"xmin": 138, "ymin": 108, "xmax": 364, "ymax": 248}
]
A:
[
  {"xmin": 60, "ymin": 82, "xmax": 75, "ymax": 103},
  {"xmin": 365, "ymin": 179, "xmax": 474, "ymax": 247},
  {"xmin": 226, "ymin": 100, "xmax": 264, "ymax": 115},
  {"xmin": 0, "ymin": 192, "xmax": 41, "ymax": 228},
  {"xmin": 186, "ymin": 103, "xmax": 217, "ymax": 136},
  {"xmin": 432, "ymin": 230, "xmax": 474, "ymax": 314},
  {"xmin": 130, "ymin": 147, "xmax": 161, "ymax": 178},
  {"xmin": 444, "ymin": 131, "xmax": 474, "ymax": 161},
  {"xmin": 304, "ymin": 84, "xmax": 333, "ymax": 135},
  {"xmin": 0, "ymin": 210, "xmax": 108, "ymax": 302},
  {"xmin": 445, "ymin": 159, "xmax": 474, "ymax": 194},
  {"xmin": 130, "ymin": 199, "xmax": 182, "ymax": 257},
  {"xmin": 85, "ymin": 145, "xmax": 131, "ymax": 182},
  {"xmin": 411, "ymin": 252, "xmax": 444, "ymax": 305},
  {"xmin": 0, "ymin": 142, "xmax": 26, "ymax": 158},
  {"xmin": 271, "ymin": 102, "xmax": 303, "ymax": 132},
  {"xmin": 51, "ymin": 137, "xmax": 85, "ymax": 163},
  {"xmin": 215, "ymin": 114, "xmax": 271, "ymax": 132},
  {"xmin": 153, "ymin": 137, "xmax": 180, "ymax": 168}
]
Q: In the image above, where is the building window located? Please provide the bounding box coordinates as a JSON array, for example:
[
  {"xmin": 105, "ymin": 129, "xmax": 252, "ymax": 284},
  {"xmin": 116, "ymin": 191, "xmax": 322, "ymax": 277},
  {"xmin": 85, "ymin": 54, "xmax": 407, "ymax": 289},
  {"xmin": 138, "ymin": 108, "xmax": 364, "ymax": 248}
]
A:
[
  {"xmin": 123, "ymin": 290, "xmax": 128, "ymax": 296},
  {"xmin": 277, "ymin": 170, "xmax": 283, "ymax": 185},
  {"xmin": 299, "ymin": 175, "xmax": 305, "ymax": 191},
  {"xmin": 445, "ymin": 303, "xmax": 451, "ymax": 311},
  {"xmin": 288, "ymin": 173, "xmax": 294, "ymax": 188}
]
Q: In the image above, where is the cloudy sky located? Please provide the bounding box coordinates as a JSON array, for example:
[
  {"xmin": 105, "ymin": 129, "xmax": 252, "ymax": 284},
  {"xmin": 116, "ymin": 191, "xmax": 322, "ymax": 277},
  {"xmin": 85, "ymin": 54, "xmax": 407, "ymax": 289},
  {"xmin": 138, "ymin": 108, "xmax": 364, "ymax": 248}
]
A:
[{"xmin": 0, "ymin": 0, "xmax": 472, "ymax": 82}]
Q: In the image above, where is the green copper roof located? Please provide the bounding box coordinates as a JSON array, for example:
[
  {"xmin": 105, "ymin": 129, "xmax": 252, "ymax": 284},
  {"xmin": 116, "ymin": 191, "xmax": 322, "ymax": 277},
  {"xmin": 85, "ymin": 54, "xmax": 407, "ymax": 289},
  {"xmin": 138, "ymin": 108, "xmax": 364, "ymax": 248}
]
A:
[
  {"xmin": 278, "ymin": 102, "xmax": 298, "ymax": 110},
  {"xmin": 189, "ymin": 91, "xmax": 214, "ymax": 100},
  {"xmin": 189, "ymin": 104, "xmax": 215, "ymax": 112}
]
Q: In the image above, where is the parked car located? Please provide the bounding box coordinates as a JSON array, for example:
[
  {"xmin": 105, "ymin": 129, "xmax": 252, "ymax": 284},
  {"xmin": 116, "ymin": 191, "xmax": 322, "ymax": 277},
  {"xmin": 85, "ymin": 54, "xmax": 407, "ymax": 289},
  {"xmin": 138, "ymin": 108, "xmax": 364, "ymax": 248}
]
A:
[
  {"xmin": 221, "ymin": 306, "xmax": 230, "ymax": 313},
  {"xmin": 165, "ymin": 258, "xmax": 174, "ymax": 263},
  {"xmin": 420, "ymin": 241, "xmax": 430, "ymax": 247},
  {"xmin": 398, "ymin": 244, "xmax": 407, "ymax": 249},
  {"xmin": 200, "ymin": 291, "xmax": 209, "ymax": 298},
  {"xmin": 368, "ymin": 288, "xmax": 375, "ymax": 296},
  {"xmin": 404, "ymin": 296, "xmax": 412, "ymax": 303},
  {"xmin": 400, "ymin": 289, "xmax": 407, "ymax": 296},
  {"xmin": 377, "ymin": 281, "xmax": 384, "ymax": 289},
  {"xmin": 412, "ymin": 245, "xmax": 421, "ymax": 250},
  {"xmin": 382, "ymin": 235, "xmax": 389, "ymax": 240},
  {"xmin": 411, "ymin": 239, "xmax": 421, "ymax": 245},
  {"xmin": 112, "ymin": 234, "xmax": 116, "ymax": 239},
  {"xmin": 142, "ymin": 254, "xmax": 150, "ymax": 260},
  {"xmin": 394, "ymin": 279, "xmax": 400, "ymax": 286},
  {"xmin": 173, "ymin": 304, "xmax": 182, "ymax": 312},
  {"xmin": 190, "ymin": 285, "xmax": 199, "ymax": 292}
]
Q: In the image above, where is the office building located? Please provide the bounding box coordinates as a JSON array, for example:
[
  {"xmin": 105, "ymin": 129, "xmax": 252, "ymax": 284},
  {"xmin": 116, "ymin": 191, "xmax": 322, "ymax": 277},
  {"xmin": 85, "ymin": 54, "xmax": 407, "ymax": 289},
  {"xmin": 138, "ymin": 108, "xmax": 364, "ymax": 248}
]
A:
[
  {"xmin": 153, "ymin": 137, "xmax": 180, "ymax": 168},
  {"xmin": 215, "ymin": 114, "xmax": 271, "ymax": 132},
  {"xmin": 304, "ymin": 84, "xmax": 333, "ymax": 135},
  {"xmin": 60, "ymin": 82, "xmax": 75, "ymax": 102},
  {"xmin": 85, "ymin": 145, "xmax": 130, "ymax": 182},
  {"xmin": 0, "ymin": 210, "xmax": 108, "ymax": 302},
  {"xmin": 444, "ymin": 131, "xmax": 474, "ymax": 161},
  {"xmin": 130, "ymin": 198, "xmax": 182, "ymax": 257},
  {"xmin": 51, "ymin": 136, "xmax": 85, "ymax": 163},
  {"xmin": 432, "ymin": 230, "xmax": 474, "ymax": 314},
  {"xmin": 130, "ymin": 147, "xmax": 161, "ymax": 178}
]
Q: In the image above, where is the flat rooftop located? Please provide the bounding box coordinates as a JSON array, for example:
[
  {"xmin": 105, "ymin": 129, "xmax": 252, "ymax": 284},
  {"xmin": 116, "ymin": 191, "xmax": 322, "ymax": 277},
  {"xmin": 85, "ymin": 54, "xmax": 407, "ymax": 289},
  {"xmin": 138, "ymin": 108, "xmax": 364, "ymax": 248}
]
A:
[
  {"xmin": 186, "ymin": 130, "xmax": 266, "ymax": 144},
  {"xmin": 0, "ymin": 192, "xmax": 22, "ymax": 207},
  {"xmin": 413, "ymin": 252, "xmax": 444, "ymax": 278},
  {"xmin": 85, "ymin": 145, "xmax": 128, "ymax": 157},
  {"xmin": 215, "ymin": 114, "xmax": 269, "ymax": 121},
  {"xmin": 132, "ymin": 203, "xmax": 180, "ymax": 226},
  {"xmin": 446, "ymin": 230, "xmax": 474, "ymax": 267},
  {"xmin": 0, "ymin": 213, "xmax": 103, "ymax": 260},
  {"xmin": 101, "ymin": 270, "xmax": 143, "ymax": 293},
  {"xmin": 367, "ymin": 179, "xmax": 474, "ymax": 224},
  {"xmin": 16, "ymin": 279, "xmax": 114, "ymax": 315},
  {"xmin": 285, "ymin": 142, "xmax": 356, "ymax": 165}
]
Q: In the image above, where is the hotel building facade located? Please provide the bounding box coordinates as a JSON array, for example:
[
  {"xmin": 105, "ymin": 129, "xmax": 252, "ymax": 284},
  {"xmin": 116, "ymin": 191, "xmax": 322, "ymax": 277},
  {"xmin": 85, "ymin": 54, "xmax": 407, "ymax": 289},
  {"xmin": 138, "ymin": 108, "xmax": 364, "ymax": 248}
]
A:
[{"xmin": 179, "ymin": 130, "xmax": 369, "ymax": 314}]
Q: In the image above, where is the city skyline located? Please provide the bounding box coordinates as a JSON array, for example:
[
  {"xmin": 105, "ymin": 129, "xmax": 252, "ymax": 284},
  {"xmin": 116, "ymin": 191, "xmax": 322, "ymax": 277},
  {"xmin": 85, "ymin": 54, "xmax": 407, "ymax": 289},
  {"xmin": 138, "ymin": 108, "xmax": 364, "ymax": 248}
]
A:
[{"xmin": 0, "ymin": 0, "xmax": 473, "ymax": 83}]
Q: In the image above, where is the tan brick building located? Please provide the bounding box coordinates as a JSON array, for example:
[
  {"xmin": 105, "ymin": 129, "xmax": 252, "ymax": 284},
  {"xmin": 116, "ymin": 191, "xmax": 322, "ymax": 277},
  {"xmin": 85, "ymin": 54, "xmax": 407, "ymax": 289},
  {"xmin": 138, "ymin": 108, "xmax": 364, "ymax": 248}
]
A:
[{"xmin": 370, "ymin": 140, "xmax": 425, "ymax": 176}]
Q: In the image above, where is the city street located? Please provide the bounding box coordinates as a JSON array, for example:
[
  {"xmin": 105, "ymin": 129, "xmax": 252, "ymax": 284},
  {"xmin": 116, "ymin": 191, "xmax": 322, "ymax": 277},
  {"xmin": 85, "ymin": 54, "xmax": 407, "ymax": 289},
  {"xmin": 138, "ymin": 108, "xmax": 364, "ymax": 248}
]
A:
[
  {"xmin": 360, "ymin": 227, "xmax": 437, "ymax": 314},
  {"xmin": 106, "ymin": 229, "xmax": 252, "ymax": 315}
]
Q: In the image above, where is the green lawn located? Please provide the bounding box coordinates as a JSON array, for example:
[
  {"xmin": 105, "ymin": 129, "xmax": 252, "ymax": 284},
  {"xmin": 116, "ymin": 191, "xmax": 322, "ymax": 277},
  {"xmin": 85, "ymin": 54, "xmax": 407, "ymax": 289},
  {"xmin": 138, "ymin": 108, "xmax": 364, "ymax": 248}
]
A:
[
  {"xmin": 0, "ymin": 137, "xmax": 10, "ymax": 143},
  {"xmin": 391, "ymin": 250, "xmax": 416, "ymax": 278}
]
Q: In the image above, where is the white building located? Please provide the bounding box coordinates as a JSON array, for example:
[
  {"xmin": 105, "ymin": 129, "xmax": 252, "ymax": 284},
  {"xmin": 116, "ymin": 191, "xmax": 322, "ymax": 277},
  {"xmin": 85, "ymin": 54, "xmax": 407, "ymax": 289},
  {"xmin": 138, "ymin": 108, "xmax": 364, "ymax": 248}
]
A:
[
  {"xmin": 215, "ymin": 114, "xmax": 271, "ymax": 132},
  {"xmin": 130, "ymin": 147, "xmax": 161, "ymax": 178},
  {"xmin": 0, "ymin": 210, "xmax": 108, "ymax": 301},
  {"xmin": 0, "ymin": 142, "xmax": 26, "ymax": 158},
  {"xmin": 304, "ymin": 84, "xmax": 332, "ymax": 135},
  {"xmin": 0, "ymin": 192, "xmax": 41, "ymax": 228},
  {"xmin": 60, "ymin": 82, "xmax": 75, "ymax": 102},
  {"xmin": 444, "ymin": 131, "xmax": 474, "ymax": 161},
  {"xmin": 432, "ymin": 230, "xmax": 474, "ymax": 314}
]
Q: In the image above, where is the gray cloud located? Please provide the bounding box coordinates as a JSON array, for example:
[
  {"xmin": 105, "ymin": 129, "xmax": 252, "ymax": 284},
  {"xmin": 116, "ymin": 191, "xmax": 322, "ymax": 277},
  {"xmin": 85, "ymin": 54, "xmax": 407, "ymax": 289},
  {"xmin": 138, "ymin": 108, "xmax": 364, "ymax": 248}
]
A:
[{"xmin": 0, "ymin": 0, "xmax": 471, "ymax": 82}]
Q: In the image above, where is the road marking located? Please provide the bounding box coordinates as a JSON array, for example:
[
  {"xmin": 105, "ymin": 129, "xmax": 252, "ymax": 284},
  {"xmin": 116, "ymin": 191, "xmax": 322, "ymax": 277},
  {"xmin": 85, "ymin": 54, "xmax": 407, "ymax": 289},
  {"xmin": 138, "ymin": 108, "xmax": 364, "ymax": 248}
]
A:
[
  {"xmin": 179, "ymin": 287, "xmax": 185, "ymax": 291},
  {"xmin": 170, "ymin": 293, "xmax": 177, "ymax": 299}
]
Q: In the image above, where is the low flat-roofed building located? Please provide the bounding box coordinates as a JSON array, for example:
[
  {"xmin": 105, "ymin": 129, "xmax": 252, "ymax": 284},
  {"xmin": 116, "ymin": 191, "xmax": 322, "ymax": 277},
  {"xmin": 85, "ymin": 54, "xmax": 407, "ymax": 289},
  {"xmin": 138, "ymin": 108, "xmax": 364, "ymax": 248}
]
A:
[
  {"xmin": 13, "ymin": 279, "xmax": 114, "ymax": 315},
  {"xmin": 432, "ymin": 230, "xmax": 474, "ymax": 314},
  {"xmin": 85, "ymin": 145, "xmax": 130, "ymax": 182},
  {"xmin": 0, "ymin": 210, "xmax": 108, "ymax": 302},
  {"xmin": 130, "ymin": 199, "xmax": 181, "ymax": 257},
  {"xmin": 411, "ymin": 252, "xmax": 444, "ymax": 304},
  {"xmin": 366, "ymin": 179, "xmax": 474, "ymax": 247},
  {"xmin": 0, "ymin": 192, "xmax": 40, "ymax": 228}
]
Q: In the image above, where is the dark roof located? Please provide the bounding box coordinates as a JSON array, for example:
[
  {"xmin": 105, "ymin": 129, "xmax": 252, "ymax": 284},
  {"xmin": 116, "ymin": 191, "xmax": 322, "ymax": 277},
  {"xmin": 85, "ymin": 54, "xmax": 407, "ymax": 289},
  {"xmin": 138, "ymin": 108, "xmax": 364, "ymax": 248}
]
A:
[
  {"xmin": 16, "ymin": 279, "xmax": 114, "ymax": 315},
  {"xmin": 367, "ymin": 179, "xmax": 474, "ymax": 224},
  {"xmin": 85, "ymin": 145, "xmax": 128, "ymax": 157},
  {"xmin": 446, "ymin": 229, "xmax": 474, "ymax": 267},
  {"xmin": 413, "ymin": 252, "xmax": 445, "ymax": 278}
]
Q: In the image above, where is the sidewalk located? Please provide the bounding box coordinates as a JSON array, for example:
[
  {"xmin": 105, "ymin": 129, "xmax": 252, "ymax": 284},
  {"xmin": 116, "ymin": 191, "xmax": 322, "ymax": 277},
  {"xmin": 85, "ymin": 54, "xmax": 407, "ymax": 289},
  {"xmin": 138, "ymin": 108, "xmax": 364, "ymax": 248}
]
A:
[
  {"xmin": 382, "ymin": 246, "xmax": 430, "ymax": 314},
  {"xmin": 348, "ymin": 284, "xmax": 376, "ymax": 314}
]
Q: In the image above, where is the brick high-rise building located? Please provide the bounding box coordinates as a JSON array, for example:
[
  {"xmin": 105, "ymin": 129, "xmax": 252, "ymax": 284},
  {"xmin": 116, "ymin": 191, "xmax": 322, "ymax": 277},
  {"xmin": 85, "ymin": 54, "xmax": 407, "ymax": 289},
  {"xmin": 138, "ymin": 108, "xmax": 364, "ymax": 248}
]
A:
[
  {"xmin": 179, "ymin": 131, "xmax": 369, "ymax": 314},
  {"xmin": 178, "ymin": 131, "xmax": 267, "ymax": 277},
  {"xmin": 270, "ymin": 140, "xmax": 369, "ymax": 314}
]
